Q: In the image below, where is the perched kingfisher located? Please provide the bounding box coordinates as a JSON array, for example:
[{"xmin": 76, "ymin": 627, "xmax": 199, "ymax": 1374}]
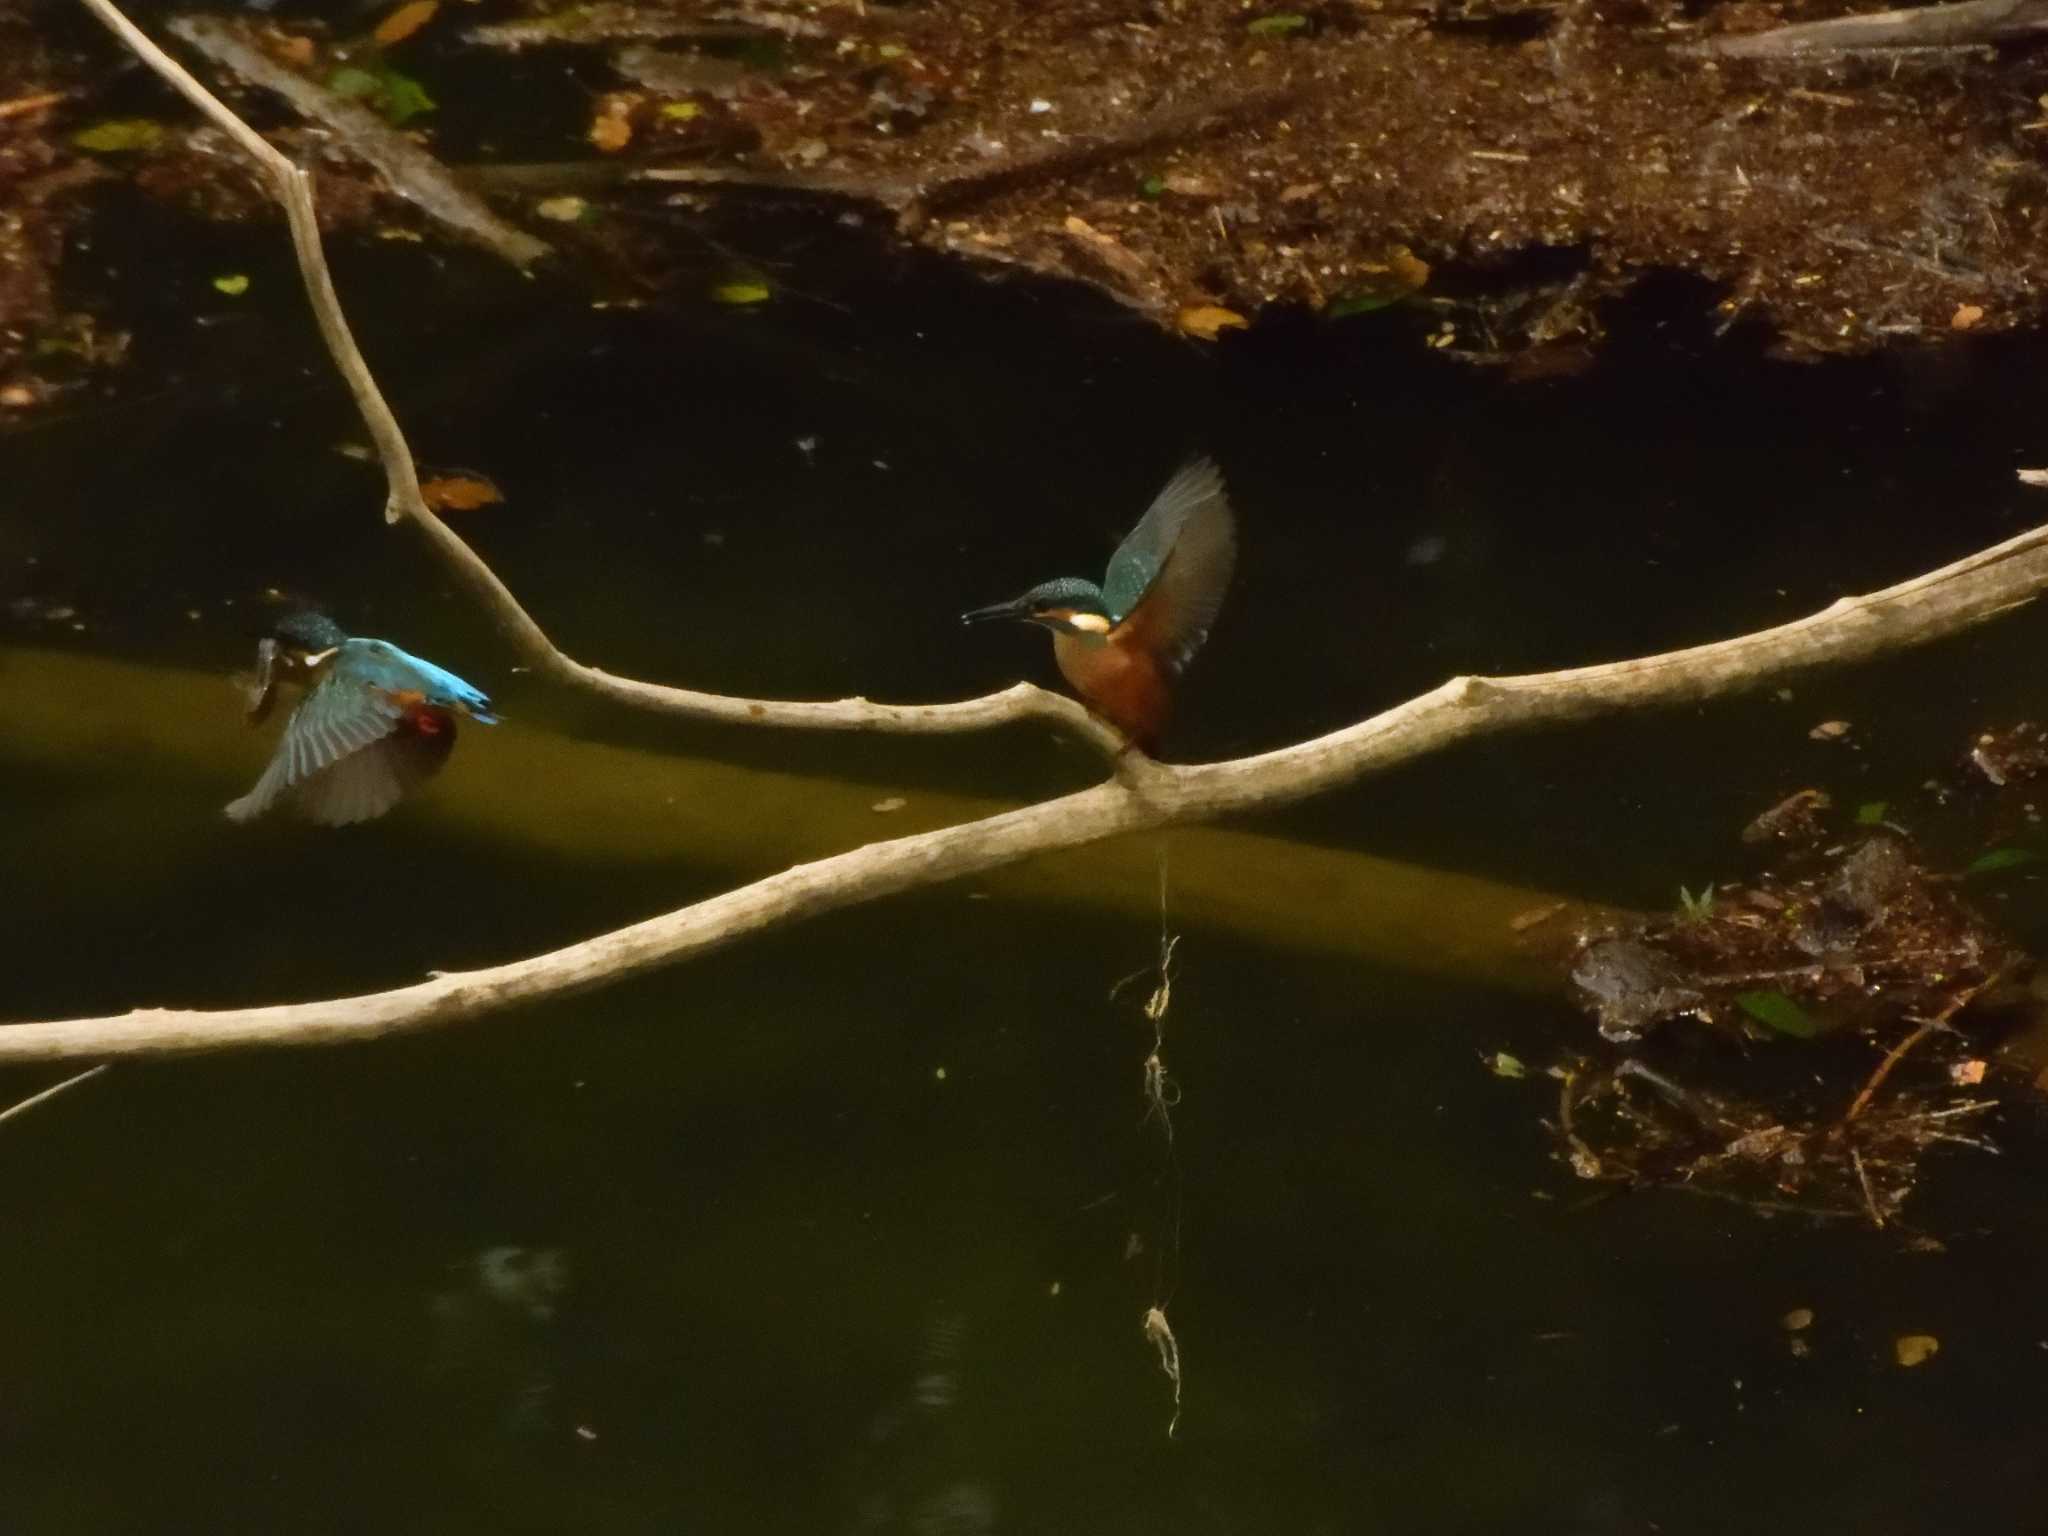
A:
[
  {"xmin": 962, "ymin": 459, "xmax": 1236, "ymax": 754},
  {"xmin": 226, "ymin": 611, "xmax": 497, "ymax": 826}
]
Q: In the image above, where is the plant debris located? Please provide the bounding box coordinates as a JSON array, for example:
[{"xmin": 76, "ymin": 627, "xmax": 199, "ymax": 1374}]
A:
[{"xmin": 1551, "ymin": 819, "xmax": 2030, "ymax": 1224}]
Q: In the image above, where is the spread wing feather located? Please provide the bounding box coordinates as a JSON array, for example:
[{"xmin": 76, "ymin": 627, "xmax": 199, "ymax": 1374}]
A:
[
  {"xmin": 1101, "ymin": 459, "xmax": 1232, "ymax": 624},
  {"xmin": 1109, "ymin": 460, "xmax": 1237, "ymax": 675},
  {"xmin": 224, "ymin": 660, "xmax": 405, "ymax": 823}
]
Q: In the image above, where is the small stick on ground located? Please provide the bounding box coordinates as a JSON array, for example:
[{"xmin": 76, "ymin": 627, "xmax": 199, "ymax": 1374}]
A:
[
  {"xmin": 641, "ymin": 83, "xmax": 1299, "ymax": 234},
  {"xmin": 1687, "ymin": 0, "xmax": 2048, "ymax": 57},
  {"xmin": 0, "ymin": 1063, "xmax": 108, "ymax": 1130},
  {"xmin": 1839, "ymin": 972, "xmax": 1999, "ymax": 1128},
  {"xmin": 1852, "ymin": 1146, "xmax": 1886, "ymax": 1228}
]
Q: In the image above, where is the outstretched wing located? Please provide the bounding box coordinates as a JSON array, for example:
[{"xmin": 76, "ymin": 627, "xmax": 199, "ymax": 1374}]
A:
[
  {"xmin": 1105, "ymin": 459, "xmax": 1237, "ymax": 674},
  {"xmin": 291, "ymin": 725, "xmax": 455, "ymax": 826},
  {"xmin": 224, "ymin": 662, "xmax": 405, "ymax": 823},
  {"xmin": 1101, "ymin": 460, "xmax": 1232, "ymax": 623}
]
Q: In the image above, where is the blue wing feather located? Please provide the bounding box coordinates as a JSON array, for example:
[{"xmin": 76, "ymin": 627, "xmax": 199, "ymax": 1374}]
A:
[
  {"xmin": 225, "ymin": 636, "xmax": 490, "ymax": 824},
  {"xmin": 1101, "ymin": 460, "xmax": 1231, "ymax": 624},
  {"xmin": 1104, "ymin": 460, "xmax": 1236, "ymax": 674}
]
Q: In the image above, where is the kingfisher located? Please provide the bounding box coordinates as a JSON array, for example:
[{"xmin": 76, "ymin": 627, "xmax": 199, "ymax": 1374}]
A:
[
  {"xmin": 226, "ymin": 610, "xmax": 497, "ymax": 826},
  {"xmin": 962, "ymin": 458, "xmax": 1236, "ymax": 754}
]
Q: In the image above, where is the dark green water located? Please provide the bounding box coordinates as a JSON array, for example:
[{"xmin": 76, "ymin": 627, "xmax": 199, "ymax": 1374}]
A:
[{"xmin": 8, "ymin": 189, "xmax": 2048, "ymax": 1531}]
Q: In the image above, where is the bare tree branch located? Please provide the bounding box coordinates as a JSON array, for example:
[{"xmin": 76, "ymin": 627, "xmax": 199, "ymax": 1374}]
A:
[
  {"xmin": 1690, "ymin": 0, "xmax": 2048, "ymax": 57},
  {"xmin": 42, "ymin": 0, "xmax": 2048, "ymax": 1066},
  {"xmin": 12, "ymin": 501, "xmax": 2048, "ymax": 1062},
  {"xmin": 78, "ymin": 0, "xmax": 1125, "ymax": 757}
]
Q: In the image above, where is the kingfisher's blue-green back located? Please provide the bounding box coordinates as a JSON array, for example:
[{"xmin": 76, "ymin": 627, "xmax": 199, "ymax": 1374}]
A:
[{"xmin": 226, "ymin": 634, "xmax": 495, "ymax": 826}]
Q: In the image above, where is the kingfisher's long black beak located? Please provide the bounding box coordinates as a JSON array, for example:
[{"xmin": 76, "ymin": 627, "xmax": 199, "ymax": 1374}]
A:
[{"xmin": 961, "ymin": 597, "xmax": 1031, "ymax": 625}]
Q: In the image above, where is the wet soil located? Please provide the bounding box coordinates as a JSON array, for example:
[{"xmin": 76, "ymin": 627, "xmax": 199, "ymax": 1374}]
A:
[{"xmin": 10, "ymin": 0, "xmax": 2048, "ymax": 399}]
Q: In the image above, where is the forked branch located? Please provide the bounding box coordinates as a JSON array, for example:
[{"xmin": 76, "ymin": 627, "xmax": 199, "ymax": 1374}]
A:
[
  {"xmin": 77, "ymin": 0, "xmax": 1123, "ymax": 756},
  {"xmin": 30, "ymin": 0, "xmax": 2048, "ymax": 1064},
  {"xmin": 12, "ymin": 498, "xmax": 2048, "ymax": 1062}
]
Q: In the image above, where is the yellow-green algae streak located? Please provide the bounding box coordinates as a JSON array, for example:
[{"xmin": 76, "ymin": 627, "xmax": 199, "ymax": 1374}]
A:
[{"xmin": 1, "ymin": 644, "xmax": 1599, "ymax": 994}]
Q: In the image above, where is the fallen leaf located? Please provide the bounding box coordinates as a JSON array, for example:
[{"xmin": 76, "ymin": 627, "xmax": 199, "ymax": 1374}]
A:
[
  {"xmin": 1808, "ymin": 719, "xmax": 1851, "ymax": 741},
  {"xmin": 712, "ymin": 277, "xmax": 772, "ymax": 305},
  {"xmin": 588, "ymin": 95, "xmax": 637, "ymax": 152},
  {"xmin": 1950, "ymin": 1058, "xmax": 1987, "ymax": 1086},
  {"xmin": 211, "ymin": 273, "xmax": 251, "ymax": 296},
  {"xmin": 71, "ymin": 119, "xmax": 165, "ymax": 154},
  {"xmin": 1279, "ymin": 180, "xmax": 1323, "ymax": 202},
  {"xmin": 1894, "ymin": 1334, "xmax": 1940, "ymax": 1367},
  {"xmin": 1486, "ymin": 1051, "xmax": 1526, "ymax": 1079},
  {"xmin": 1329, "ymin": 245, "xmax": 1431, "ymax": 317},
  {"xmin": 1951, "ymin": 303, "xmax": 1985, "ymax": 331},
  {"xmin": 2018, "ymin": 468, "xmax": 2048, "ymax": 488},
  {"xmin": 659, "ymin": 100, "xmax": 703, "ymax": 121},
  {"xmin": 372, "ymin": 0, "xmax": 440, "ymax": 47},
  {"xmin": 326, "ymin": 64, "xmax": 435, "ymax": 125},
  {"xmin": 534, "ymin": 195, "xmax": 589, "ymax": 223},
  {"xmin": 1161, "ymin": 173, "xmax": 1221, "ymax": 198},
  {"xmin": 871, "ymin": 796, "xmax": 908, "ymax": 813},
  {"xmin": 1968, "ymin": 847, "xmax": 2040, "ymax": 876},
  {"xmin": 1178, "ymin": 304, "xmax": 1248, "ymax": 340},
  {"xmin": 0, "ymin": 384, "xmax": 38, "ymax": 408},
  {"xmin": 419, "ymin": 472, "xmax": 505, "ymax": 512},
  {"xmin": 1782, "ymin": 1308, "xmax": 1814, "ymax": 1331},
  {"xmin": 1735, "ymin": 989, "xmax": 1822, "ymax": 1039},
  {"xmin": 268, "ymin": 33, "xmax": 317, "ymax": 68},
  {"xmin": 1245, "ymin": 13, "xmax": 1310, "ymax": 35},
  {"xmin": 1508, "ymin": 901, "xmax": 1566, "ymax": 932}
]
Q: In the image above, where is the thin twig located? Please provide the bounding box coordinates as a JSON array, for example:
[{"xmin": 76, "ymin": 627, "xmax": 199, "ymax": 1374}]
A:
[
  {"xmin": 1687, "ymin": 0, "xmax": 2048, "ymax": 57},
  {"xmin": 1839, "ymin": 971, "xmax": 1997, "ymax": 1127},
  {"xmin": 78, "ymin": 0, "xmax": 1125, "ymax": 754},
  {"xmin": 0, "ymin": 1063, "xmax": 108, "ymax": 1129},
  {"xmin": 1852, "ymin": 1146, "xmax": 1886, "ymax": 1228},
  {"xmin": 36, "ymin": 0, "xmax": 2048, "ymax": 1064}
]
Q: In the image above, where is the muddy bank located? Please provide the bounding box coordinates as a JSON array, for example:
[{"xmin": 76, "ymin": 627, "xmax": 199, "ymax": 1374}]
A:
[{"xmin": 9, "ymin": 0, "xmax": 2048, "ymax": 399}]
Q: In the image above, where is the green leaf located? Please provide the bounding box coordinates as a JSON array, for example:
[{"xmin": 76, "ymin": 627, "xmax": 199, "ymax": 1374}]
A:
[
  {"xmin": 211, "ymin": 273, "xmax": 251, "ymax": 296},
  {"xmin": 326, "ymin": 66, "xmax": 384, "ymax": 100},
  {"xmin": 1969, "ymin": 846, "xmax": 2041, "ymax": 875},
  {"xmin": 1328, "ymin": 291, "xmax": 1401, "ymax": 319},
  {"xmin": 1140, "ymin": 174, "xmax": 1166, "ymax": 199},
  {"xmin": 1486, "ymin": 1051, "xmax": 1526, "ymax": 1079},
  {"xmin": 325, "ymin": 63, "xmax": 436, "ymax": 125},
  {"xmin": 659, "ymin": 100, "xmax": 703, "ymax": 121},
  {"xmin": 378, "ymin": 69, "xmax": 436, "ymax": 125},
  {"xmin": 711, "ymin": 278, "xmax": 772, "ymax": 306},
  {"xmin": 1245, "ymin": 12, "xmax": 1310, "ymax": 35},
  {"xmin": 1855, "ymin": 801, "xmax": 1889, "ymax": 826},
  {"xmin": 71, "ymin": 119, "xmax": 165, "ymax": 154},
  {"xmin": 1736, "ymin": 990, "xmax": 1821, "ymax": 1039}
]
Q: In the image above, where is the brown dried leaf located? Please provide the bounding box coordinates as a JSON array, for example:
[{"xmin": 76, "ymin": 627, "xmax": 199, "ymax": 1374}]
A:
[
  {"xmin": 589, "ymin": 95, "xmax": 638, "ymax": 153},
  {"xmin": 1178, "ymin": 304, "xmax": 1248, "ymax": 341},
  {"xmin": 419, "ymin": 473, "xmax": 505, "ymax": 512},
  {"xmin": 1894, "ymin": 1333, "xmax": 1939, "ymax": 1367},
  {"xmin": 373, "ymin": 0, "xmax": 440, "ymax": 47},
  {"xmin": 1951, "ymin": 303, "xmax": 1985, "ymax": 331}
]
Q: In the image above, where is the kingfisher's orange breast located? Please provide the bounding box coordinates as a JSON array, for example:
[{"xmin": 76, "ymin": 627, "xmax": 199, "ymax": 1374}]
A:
[{"xmin": 1053, "ymin": 631, "xmax": 1172, "ymax": 752}]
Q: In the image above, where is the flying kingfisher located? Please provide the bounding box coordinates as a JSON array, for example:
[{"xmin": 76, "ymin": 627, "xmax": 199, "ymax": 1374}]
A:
[
  {"xmin": 961, "ymin": 459, "xmax": 1236, "ymax": 754},
  {"xmin": 226, "ymin": 611, "xmax": 497, "ymax": 826}
]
